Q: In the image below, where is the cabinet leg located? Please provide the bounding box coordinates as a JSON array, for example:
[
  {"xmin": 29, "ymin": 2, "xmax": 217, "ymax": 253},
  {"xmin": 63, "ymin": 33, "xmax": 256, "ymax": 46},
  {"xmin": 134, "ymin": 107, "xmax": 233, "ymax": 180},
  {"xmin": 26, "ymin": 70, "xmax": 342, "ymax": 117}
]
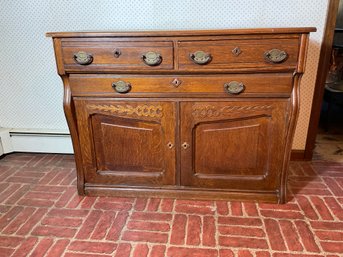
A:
[
  {"xmin": 278, "ymin": 192, "xmax": 286, "ymax": 204},
  {"xmin": 77, "ymin": 183, "xmax": 85, "ymax": 196}
]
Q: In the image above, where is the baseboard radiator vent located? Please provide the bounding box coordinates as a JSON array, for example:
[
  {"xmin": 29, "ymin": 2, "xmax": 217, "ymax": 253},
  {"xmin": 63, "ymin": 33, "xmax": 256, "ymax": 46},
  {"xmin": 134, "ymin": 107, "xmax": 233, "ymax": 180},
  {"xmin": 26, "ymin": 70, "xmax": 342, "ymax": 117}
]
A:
[{"xmin": 0, "ymin": 128, "xmax": 73, "ymax": 156}]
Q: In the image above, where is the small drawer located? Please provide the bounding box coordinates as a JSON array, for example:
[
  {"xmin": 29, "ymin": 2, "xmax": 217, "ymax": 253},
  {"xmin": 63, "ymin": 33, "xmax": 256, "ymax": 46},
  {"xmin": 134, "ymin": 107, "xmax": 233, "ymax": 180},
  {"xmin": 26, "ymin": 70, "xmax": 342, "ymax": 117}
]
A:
[
  {"xmin": 61, "ymin": 41, "xmax": 174, "ymax": 72},
  {"xmin": 178, "ymin": 38, "xmax": 299, "ymax": 71},
  {"xmin": 69, "ymin": 73, "xmax": 293, "ymax": 97}
]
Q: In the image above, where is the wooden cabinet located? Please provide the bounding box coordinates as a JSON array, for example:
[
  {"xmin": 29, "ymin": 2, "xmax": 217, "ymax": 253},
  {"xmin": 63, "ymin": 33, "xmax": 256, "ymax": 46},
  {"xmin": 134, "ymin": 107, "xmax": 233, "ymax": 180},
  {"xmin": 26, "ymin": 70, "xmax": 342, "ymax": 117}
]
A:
[{"xmin": 47, "ymin": 28, "xmax": 316, "ymax": 203}]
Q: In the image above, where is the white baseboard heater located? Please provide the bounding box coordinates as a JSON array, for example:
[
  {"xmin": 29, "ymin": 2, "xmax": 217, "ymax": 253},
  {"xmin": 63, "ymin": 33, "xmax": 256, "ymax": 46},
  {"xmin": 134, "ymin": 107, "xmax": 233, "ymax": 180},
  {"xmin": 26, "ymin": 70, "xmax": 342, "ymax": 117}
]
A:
[{"xmin": 0, "ymin": 128, "xmax": 73, "ymax": 156}]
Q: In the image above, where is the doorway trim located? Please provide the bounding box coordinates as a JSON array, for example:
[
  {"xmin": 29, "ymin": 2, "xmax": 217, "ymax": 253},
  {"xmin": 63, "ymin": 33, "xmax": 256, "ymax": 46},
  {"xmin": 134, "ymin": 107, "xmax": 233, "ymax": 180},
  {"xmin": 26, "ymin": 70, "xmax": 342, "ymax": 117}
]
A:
[{"xmin": 304, "ymin": 0, "xmax": 340, "ymax": 160}]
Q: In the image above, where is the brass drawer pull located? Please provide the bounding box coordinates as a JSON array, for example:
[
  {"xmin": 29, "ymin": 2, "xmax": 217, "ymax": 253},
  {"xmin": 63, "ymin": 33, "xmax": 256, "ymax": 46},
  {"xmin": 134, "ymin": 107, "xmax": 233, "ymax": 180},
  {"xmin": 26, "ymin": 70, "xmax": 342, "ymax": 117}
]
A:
[
  {"xmin": 112, "ymin": 80, "xmax": 131, "ymax": 94},
  {"xmin": 264, "ymin": 49, "xmax": 288, "ymax": 63},
  {"xmin": 190, "ymin": 51, "xmax": 212, "ymax": 65},
  {"xmin": 73, "ymin": 51, "xmax": 93, "ymax": 65},
  {"xmin": 182, "ymin": 142, "xmax": 190, "ymax": 150},
  {"xmin": 142, "ymin": 51, "xmax": 162, "ymax": 66},
  {"xmin": 113, "ymin": 49, "xmax": 121, "ymax": 58},
  {"xmin": 224, "ymin": 81, "xmax": 245, "ymax": 95}
]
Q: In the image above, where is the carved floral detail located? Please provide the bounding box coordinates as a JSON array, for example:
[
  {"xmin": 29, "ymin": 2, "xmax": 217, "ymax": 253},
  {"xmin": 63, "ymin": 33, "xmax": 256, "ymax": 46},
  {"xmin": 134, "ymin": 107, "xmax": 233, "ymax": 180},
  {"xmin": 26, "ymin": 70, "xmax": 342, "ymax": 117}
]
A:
[
  {"xmin": 88, "ymin": 104, "xmax": 163, "ymax": 118},
  {"xmin": 192, "ymin": 104, "xmax": 272, "ymax": 118}
]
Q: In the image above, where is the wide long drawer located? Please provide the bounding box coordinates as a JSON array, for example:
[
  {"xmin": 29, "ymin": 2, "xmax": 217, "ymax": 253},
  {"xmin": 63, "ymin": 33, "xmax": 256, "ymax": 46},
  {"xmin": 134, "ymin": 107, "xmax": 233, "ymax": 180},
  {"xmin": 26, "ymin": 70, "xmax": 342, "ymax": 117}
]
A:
[{"xmin": 69, "ymin": 73, "xmax": 294, "ymax": 97}]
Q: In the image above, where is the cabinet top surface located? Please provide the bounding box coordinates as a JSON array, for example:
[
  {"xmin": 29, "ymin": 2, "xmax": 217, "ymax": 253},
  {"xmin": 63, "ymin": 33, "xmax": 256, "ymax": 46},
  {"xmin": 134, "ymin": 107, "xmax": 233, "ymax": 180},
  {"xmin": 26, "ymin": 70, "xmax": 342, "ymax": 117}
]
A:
[{"xmin": 46, "ymin": 27, "xmax": 316, "ymax": 38}]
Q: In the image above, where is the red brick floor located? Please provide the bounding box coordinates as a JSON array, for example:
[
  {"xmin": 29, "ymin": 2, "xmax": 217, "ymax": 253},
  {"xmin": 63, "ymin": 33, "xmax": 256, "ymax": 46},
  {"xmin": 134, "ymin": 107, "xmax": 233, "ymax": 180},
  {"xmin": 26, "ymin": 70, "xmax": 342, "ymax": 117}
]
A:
[{"xmin": 0, "ymin": 153, "xmax": 342, "ymax": 257}]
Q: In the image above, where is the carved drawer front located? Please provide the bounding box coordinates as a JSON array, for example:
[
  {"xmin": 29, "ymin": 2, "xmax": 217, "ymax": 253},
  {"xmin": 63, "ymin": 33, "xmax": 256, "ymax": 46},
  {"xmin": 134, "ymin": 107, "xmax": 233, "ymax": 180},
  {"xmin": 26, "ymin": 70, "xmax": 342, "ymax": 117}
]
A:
[
  {"xmin": 61, "ymin": 40, "xmax": 173, "ymax": 72},
  {"xmin": 178, "ymin": 38, "xmax": 299, "ymax": 71},
  {"xmin": 180, "ymin": 100, "xmax": 289, "ymax": 191},
  {"xmin": 74, "ymin": 99, "xmax": 177, "ymax": 186},
  {"xmin": 69, "ymin": 73, "xmax": 293, "ymax": 97}
]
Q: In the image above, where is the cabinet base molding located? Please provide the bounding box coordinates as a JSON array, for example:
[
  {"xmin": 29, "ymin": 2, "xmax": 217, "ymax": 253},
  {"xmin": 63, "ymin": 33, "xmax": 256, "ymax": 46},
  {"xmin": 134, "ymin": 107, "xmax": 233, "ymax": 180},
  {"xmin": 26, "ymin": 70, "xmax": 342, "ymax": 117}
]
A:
[
  {"xmin": 84, "ymin": 185, "xmax": 280, "ymax": 203},
  {"xmin": 290, "ymin": 150, "xmax": 306, "ymax": 161}
]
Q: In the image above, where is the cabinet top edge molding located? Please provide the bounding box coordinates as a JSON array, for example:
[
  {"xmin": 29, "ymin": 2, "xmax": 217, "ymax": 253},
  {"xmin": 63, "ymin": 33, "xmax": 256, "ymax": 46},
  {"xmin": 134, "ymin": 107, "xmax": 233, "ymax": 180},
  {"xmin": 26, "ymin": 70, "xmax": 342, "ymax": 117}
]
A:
[{"xmin": 46, "ymin": 27, "xmax": 316, "ymax": 38}]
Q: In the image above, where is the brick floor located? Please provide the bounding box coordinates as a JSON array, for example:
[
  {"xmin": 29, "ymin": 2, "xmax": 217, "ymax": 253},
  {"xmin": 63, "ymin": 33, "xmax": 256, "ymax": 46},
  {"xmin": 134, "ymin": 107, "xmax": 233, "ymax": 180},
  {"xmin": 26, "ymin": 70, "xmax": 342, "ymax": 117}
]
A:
[{"xmin": 0, "ymin": 153, "xmax": 342, "ymax": 257}]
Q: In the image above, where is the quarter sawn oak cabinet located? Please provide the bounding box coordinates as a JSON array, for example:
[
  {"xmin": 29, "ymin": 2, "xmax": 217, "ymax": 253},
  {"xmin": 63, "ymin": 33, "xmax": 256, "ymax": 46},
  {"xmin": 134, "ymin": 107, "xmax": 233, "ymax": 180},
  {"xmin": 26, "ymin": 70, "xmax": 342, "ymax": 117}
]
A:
[{"xmin": 47, "ymin": 28, "xmax": 315, "ymax": 203}]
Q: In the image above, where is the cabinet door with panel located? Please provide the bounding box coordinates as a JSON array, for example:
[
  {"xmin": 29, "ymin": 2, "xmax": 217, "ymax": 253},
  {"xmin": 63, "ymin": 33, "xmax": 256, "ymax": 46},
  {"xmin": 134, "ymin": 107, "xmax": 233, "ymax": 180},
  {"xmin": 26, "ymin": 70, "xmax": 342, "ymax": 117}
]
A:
[
  {"xmin": 180, "ymin": 100, "xmax": 290, "ymax": 191},
  {"xmin": 74, "ymin": 99, "xmax": 177, "ymax": 187}
]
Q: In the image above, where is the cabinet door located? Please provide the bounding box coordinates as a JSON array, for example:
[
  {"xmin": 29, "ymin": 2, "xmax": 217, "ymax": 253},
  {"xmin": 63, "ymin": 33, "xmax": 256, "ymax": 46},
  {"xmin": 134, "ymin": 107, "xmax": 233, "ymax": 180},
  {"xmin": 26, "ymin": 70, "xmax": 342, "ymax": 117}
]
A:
[
  {"xmin": 180, "ymin": 100, "xmax": 289, "ymax": 191},
  {"xmin": 74, "ymin": 99, "xmax": 176, "ymax": 186}
]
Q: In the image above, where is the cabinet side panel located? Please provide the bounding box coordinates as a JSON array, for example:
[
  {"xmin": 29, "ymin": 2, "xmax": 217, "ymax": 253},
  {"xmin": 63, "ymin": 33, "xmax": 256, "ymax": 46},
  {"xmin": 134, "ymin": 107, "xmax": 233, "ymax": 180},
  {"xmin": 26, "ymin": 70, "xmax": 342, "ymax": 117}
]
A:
[{"xmin": 53, "ymin": 38, "xmax": 65, "ymax": 75}]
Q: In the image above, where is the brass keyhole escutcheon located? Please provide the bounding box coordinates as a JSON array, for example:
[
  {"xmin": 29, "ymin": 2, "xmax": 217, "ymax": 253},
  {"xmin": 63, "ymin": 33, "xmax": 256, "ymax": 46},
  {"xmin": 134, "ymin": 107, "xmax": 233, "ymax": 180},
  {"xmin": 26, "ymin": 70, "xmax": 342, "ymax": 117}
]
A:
[
  {"xmin": 232, "ymin": 47, "xmax": 242, "ymax": 56},
  {"xmin": 167, "ymin": 142, "xmax": 174, "ymax": 149},
  {"xmin": 171, "ymin": 78, "xmax": 182, "ymax": 87},
  {"xmin": 113, "ymin": 49, "xmax": 121, "ymax": 58},
  {"xmin": 182, "ymin": 142, "xmax": 190, "ymax": 150}
]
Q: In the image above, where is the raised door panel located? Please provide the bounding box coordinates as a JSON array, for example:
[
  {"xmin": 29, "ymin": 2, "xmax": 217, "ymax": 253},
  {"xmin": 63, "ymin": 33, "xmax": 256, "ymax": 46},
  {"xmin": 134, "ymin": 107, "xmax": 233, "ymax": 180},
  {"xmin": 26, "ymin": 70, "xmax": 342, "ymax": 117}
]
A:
[
  {"xmin": 180, "ymin": 100, "xmax": 289, "ymax": 191},
  {"xmin": 74, "ymin": 100, "xmax": 176, "ymax": 186}
]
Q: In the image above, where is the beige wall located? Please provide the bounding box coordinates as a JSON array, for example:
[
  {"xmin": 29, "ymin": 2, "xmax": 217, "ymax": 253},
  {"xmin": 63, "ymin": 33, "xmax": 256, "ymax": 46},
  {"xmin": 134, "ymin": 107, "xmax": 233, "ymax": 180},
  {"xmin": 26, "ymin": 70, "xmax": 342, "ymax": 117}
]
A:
[
  {"xmin": 0, "ymin": 0, "xmax": 330, "ymax": 151},
  {"xmin": 292, "ymin": 3, "xmax": 329, "ymax": 150}
]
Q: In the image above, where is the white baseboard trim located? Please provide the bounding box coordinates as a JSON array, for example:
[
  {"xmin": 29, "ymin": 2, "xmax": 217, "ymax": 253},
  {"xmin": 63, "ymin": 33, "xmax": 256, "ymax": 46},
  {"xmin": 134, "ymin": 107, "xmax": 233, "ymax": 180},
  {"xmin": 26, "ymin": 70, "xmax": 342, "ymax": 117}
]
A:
[
  {"xmin": 0, "ymin": 128, "xmax": 73, "ymax": 155},
  {"xmin": 0, "ymin": 128, "xmax": 13, "ymax": 155}
]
